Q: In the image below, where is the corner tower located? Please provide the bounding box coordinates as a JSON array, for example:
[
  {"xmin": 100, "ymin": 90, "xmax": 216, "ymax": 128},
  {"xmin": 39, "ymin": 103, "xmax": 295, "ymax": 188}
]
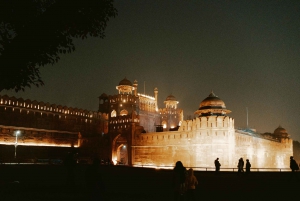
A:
[{"xmin": 159, "ymin": 95, "xmax": 183, "ymax": 131}]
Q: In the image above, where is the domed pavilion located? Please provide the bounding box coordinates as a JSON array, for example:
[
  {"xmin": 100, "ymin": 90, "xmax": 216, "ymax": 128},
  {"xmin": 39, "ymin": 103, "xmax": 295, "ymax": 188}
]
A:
[
  {"xmin": 273, "ymin": 126, "xmax": 289, "ymax": 138},
  {"xmin": 116, "ymin": 77, "xmax": 136, "ymax": 94},
  {"xmin": 195, "ymin": 91, "xmax": 231, "ymax": 116}
]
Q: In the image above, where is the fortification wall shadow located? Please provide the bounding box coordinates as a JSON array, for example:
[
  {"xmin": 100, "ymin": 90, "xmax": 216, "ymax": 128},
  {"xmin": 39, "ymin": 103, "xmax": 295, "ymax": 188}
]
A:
[{"xmin": 0, "ymin": 165, "xmax": 298, "ymax": 201}]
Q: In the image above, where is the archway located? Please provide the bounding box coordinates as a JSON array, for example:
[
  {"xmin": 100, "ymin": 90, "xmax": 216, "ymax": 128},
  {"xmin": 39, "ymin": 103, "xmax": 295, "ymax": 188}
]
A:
[{"xmin": 112, "ymin": 134, "xmax": 128, "ymax": 165}]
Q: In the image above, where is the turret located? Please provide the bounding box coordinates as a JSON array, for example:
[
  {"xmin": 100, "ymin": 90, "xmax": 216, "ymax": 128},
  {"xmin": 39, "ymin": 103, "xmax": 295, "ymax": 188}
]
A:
[{"xmin": 154, "ymin": 87, "xmax": 158, "ymax": 111}]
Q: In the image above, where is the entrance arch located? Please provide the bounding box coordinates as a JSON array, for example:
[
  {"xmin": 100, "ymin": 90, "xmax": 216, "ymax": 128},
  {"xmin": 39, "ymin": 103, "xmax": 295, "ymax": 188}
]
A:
[{"xmin": 112, "ymin": 134, "xmax": 128, "ymax": 165}]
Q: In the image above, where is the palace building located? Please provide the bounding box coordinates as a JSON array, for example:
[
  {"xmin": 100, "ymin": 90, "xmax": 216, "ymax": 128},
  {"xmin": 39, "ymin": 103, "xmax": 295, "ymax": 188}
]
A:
[{"xmin": 0, "ymin": 78, "xmax": 294, "ymax": 168}]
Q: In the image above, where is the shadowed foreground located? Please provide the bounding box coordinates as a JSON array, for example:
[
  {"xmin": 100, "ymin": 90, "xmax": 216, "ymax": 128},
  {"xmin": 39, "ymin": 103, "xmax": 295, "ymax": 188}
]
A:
[{"xmin": 0, "ymin": 165, "xmax": 299, "ymax": 201}]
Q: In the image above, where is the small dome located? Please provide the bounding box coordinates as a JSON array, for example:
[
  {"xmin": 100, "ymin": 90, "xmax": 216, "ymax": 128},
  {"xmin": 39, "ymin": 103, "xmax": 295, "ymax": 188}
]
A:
[
  {"xmin": 166, "ymin": 94, "xmax": 176, "ymax": 101},
  {"xmin": 99, "ymin": 93, "xmax": 108, "ymax": 98},
  {"xmin": 199, "ymin": 91, "xmax": 226, "ymax": 109},
  {"xmin": 274, "ymin": 126, "xmax": 289, "ymax": 138},
  {"xmin": 119, "ymin": 77, "xmax": 132, "ymax": 86}
]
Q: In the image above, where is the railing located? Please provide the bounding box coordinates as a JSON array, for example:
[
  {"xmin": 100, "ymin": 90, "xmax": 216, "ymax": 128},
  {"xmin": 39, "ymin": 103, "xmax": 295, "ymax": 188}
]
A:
[
  {"xmin": 132, "ymin": 164, "xmax": 291, "ymax": 172},
  {"xmin": 0, "ymin": 161, "xmax": 292, "ymax": 172}
]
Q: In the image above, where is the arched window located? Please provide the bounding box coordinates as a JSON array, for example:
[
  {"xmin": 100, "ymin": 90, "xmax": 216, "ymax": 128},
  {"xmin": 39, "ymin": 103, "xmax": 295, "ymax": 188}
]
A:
[
  {"xmin": 120, "ymin": 109, "xmax": 128, "ymax": 116},
  {"xmin": 111, "ymin": 110, "xmax": 116, "ymax": 117},
  {"xmin": 162, "ymin": 121, "xmax": 167, "ymax": 129}
]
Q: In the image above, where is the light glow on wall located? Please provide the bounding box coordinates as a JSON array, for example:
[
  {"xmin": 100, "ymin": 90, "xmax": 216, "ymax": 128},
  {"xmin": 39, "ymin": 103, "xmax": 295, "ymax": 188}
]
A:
[
  {"xmin": 0, "ymin": 141, "xmax": 78, "ymax": 147},
  {"xmin": 137, "ymin": 93, "xmax": 155, "ymax": 100}
]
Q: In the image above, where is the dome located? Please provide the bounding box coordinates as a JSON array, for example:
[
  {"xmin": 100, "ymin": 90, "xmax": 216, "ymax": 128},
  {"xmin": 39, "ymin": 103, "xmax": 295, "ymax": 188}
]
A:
[
  {"xmin": 274, "ymin": 126, "xmax": 289, "ymax": 138},
  {"xmin": 119, "ymin": 77, "xmax": 132, "ymax": 86},
  {"xmin": 165, "ymin": 94, "xmax": 176, "ymax": 101},
  {"xmin": 199, "ymin": 91, "xmax": 226, "ymax": 109},
  {"xmin": 99, "ymin": 93, "xmax": 108, "ymax": 98},
  {"xmin": 195, "ymin": 91, "xmax": 231, "ymax": 116}
]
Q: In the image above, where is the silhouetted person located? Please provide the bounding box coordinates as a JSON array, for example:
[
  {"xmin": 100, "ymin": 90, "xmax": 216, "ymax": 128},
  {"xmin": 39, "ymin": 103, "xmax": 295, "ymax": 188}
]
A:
[
  {"xmin": 214, "ymin": 158, "xmax": 221, "ymax": 173},
  {"xmin": 238, "ymin": 158, "xmax": 244, "ymax": 174},
  {"xmin": 185, "ymin": 168, "xmax": 198, "ymax": 201},
  {"xmin": 64, "ymin": 151, "xmax": 77, "ymax": 186},
  {"xmin": 290, "ymin": 156, "xmax": 299, "ymax": 172},
  {"xmin": 245, "ymin": 159, "xmax": 251, "ymax": 174},
  {"xmin": 172, "ymin": 161, "xmax": 186, "ymax": 201},
  {"xmin": 85, "ymin": 158, "xmax": 105, "ymax": 200}
]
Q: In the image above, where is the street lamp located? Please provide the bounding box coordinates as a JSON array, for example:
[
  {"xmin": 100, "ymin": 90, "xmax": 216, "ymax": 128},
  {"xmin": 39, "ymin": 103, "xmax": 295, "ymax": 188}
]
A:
[{"xmin": 14, "ymin": 130, "xmax": 20, "ymax": 158}]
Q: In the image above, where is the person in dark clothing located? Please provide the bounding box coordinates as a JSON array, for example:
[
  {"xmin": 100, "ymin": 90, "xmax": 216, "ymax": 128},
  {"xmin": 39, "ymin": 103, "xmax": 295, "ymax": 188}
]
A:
[
  {"xmin": 214, "ymin": 158, "xmax": 221, "ymax": 173},
  {"xmin": 245, "ymin": 159, "xmax": 251, "ymax": 174},
  {"xmin": 290, "ymin": 156, "xmax": 299, "ymax": 172},
  {"xmin": 185, "ymin": 168, "xmax": 198, "ymax": 201},
  {"xmin": 237, "ymin": 158, "xmax": 244, "ymax": 174},
  {"xmin": 172, "ymin": 161, "xmax": 186, "ymax": 201}
]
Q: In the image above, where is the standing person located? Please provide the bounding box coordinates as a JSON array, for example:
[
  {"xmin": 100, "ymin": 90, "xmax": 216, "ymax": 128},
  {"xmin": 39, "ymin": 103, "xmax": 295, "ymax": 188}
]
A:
[
  {"xmin": 245, "ymin": 159, "xmax": 251, "ymax": 174},
  {"xmin": 241, "ymin": 158, "xmax": 245, "ymax": 172},
  {"xmin": 289, "ymin": 156, "xmax": 299, "ymax": 181},
  {"xmin": 214, "ymin": 158, "xmax": 221, "ymax": 173},
  {"xmin": 185, "ymin": 168, "xmax": 198, "ymax": 201},
  {"xmin": 290, "ymin": 156, "xmax": 299, "ymax": 172},
  {"xmin": 237, "ymin": 158, "xmax": 244, "ymax": 174},
  {"xmin": 172, "ymin": 161, "xmax": 187, "ymax": 201}
]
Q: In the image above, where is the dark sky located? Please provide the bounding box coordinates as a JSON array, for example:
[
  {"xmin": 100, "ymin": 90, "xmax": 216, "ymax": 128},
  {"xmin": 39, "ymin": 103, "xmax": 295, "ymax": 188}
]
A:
[{"xmin": 3, "ymin": 1, "xmax": 300, "ymax": 141}]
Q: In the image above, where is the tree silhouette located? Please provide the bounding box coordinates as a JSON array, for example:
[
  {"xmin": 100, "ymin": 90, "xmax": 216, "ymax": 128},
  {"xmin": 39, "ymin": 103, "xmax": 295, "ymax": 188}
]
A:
[{"xmin": 0, "ymin": 0, "xmax": 117, "ymax": 92}]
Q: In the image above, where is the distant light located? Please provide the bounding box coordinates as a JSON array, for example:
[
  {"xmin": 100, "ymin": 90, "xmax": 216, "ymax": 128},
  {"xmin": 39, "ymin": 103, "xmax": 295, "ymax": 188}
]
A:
[
  {"xmin": 16, "ymin": 130, "xmax": 20, "ymax": 135},
  {"xmin": 123, "ymin": 145, "xmax": 126, "ymax": 148}
]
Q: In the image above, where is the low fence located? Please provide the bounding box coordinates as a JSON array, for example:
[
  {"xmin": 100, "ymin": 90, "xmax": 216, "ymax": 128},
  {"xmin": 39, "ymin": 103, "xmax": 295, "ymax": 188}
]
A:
[
  {"xmin": 0, "ymin": 161, "xmax": 292, "ymax": 172},
  {"xmin": 132, "ymin": 164, "xmax": 291, "ymax": 172}
]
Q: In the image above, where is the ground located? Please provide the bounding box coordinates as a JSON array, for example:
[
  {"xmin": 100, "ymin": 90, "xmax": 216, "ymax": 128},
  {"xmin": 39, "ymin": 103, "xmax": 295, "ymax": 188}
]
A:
[{"xmin": 0, "ymin": 165, "xmax": 299, "ymax": 201}]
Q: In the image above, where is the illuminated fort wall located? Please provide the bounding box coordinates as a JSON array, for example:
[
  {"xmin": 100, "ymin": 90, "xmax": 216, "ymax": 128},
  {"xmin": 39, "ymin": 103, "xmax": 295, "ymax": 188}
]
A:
[
  {"xmin": 132, "ymin": 116, "xmax": 293, "ymax": 168},
  {"xmin": 0, "ymin": 95, "xmax": 106, "ymax": 151}
]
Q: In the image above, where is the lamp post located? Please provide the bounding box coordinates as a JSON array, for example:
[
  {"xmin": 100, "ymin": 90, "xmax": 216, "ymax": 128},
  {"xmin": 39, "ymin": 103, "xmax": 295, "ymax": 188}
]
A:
[{"xmin": 14, "ymin": 130, "xmax": 20, "ymax": 158}]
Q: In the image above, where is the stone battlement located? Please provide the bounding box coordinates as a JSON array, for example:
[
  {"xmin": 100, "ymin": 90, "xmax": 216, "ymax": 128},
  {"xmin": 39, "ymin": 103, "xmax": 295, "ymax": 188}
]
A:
[
  {"xmin": 0, "ymin": 95, "xmax": 103, "ymax": 119},
  {"xmin": 179, "ymin": 116, "xmax": 234, "ymax": 131}
]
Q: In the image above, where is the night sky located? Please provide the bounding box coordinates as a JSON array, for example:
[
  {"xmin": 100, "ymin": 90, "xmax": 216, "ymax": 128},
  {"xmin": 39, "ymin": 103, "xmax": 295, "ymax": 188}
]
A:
[{"xmin": 3, "ymin": 1, "xmax": 300, "ymax": 141}]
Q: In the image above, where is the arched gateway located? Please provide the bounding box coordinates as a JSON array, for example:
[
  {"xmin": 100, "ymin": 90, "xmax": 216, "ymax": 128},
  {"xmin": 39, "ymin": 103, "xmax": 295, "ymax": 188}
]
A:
[{"xmin": 112, "ymin": 134, "xmax": 128, "ymax": 165}]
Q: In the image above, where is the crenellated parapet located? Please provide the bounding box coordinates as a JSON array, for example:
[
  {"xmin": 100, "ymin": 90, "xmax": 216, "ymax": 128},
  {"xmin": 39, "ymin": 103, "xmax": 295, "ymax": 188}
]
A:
[
  {"xmin": 178, "ymin": 116, "xmax": 234, "ymax": 131},
  {"xmin": 0, "ymin": 95, "xmax": 102, "ymax": 119}
]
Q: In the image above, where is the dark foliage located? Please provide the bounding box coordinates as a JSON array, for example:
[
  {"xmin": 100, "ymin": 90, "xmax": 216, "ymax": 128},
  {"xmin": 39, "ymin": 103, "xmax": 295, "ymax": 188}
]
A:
[{"xmin": 0, "ymin": 0, "xmax": 117, "ymax": 92}]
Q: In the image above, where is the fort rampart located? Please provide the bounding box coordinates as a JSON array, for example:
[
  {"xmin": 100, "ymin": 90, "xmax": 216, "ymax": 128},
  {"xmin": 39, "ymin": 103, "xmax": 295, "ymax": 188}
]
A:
[{"xmin": 132, "ymin": 116, "xmax": 292, "ymax": 168}]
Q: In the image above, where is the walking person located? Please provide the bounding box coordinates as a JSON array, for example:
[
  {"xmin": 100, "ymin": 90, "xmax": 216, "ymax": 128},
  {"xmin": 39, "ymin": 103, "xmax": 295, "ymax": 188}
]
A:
[
  {"xmin": 172, "ymin": 161, "xmax": 187, "ymax": 201},
  {"xmin": 185, "ymin": 168, "xmax": 198, "ymax": 201},
  {"xmin": 214, "ymin": 158, "xmax": 221, "ymax": 173},
  {"xmin": 245, "ymin": 159, "xmax": 251, "ymax": 174}
]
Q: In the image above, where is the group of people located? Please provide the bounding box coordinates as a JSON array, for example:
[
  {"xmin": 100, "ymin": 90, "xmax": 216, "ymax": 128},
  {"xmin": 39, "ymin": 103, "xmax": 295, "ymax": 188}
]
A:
[
  {"xmin": 214, "ymin": 157, "xmax": 251, "ymax": 173},
  {"xmin": 237, "ymin": 158, "xmax": 252, "ymax": 174},
  {"xmin": 173, "ymin": 161, "xmax": 198, "ymax": 201}
]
